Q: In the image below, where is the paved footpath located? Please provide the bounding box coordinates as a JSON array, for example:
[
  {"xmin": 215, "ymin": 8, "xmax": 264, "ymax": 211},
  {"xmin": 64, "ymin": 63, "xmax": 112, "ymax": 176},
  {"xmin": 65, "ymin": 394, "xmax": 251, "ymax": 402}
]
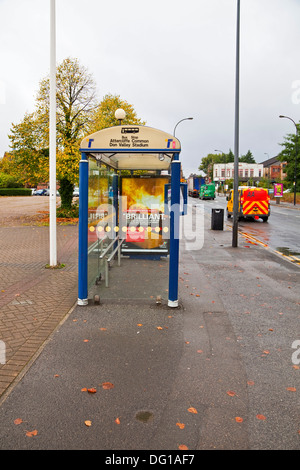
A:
[
  {"xmin": 0, "ymin": 198, "xmax": 299, "ymax": 452},
  {"xmin": 0, "ymin": 221, "xmax": 78, "ymax": 400}
]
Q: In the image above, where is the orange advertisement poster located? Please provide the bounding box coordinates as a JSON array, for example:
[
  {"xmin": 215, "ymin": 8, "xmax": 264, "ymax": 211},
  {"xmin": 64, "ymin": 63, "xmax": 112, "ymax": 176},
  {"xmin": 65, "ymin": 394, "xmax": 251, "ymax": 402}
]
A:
[{"xmin": 120, "ymin": 177, "xmax": 169, "ymax": 255}]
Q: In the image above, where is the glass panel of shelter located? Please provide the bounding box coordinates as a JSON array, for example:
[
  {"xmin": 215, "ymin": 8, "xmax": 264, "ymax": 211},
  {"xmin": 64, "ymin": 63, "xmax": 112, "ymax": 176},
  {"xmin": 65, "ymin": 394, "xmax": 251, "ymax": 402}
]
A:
[
  {"xmin": 87, "ymin": 158, "xmax": 115, "ymax": 288},
  {"xmin": 86, "ymin": 156, "xmax": 170, "ymax": 300}
]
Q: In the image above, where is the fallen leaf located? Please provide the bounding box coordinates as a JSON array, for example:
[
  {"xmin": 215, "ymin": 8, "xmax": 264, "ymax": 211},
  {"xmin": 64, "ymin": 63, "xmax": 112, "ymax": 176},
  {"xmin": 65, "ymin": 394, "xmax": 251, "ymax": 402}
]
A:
[
  {"xmin": 286, "ymin": 387, "xmax": 296, "ymax": 392},
  {"xmin": 85, "ymin": 420, "xmax": 92, "ymax": 427},
  {"xmin": 102, "ymin": 382, "xmax": 114, "ymax": 389},
  {"xmin": 115, "ymin": 417, "xmax": 120, "ymax": 424},
  {"xmin": 14, "ymin": 418, "xmax": 23, "ymax": 425},
  {"xmin": 197, "ymin": 350, "xmax": 203, "ymax": 354},
  {"xmin": 247, "ymin": 381, "xmax": 255, "ymax": 386},
  {"xmin": 187, "ymin": 407, "xmax": 198, "ymax": 414},
  {"xmin": 83, "ymin": 339, "xmax": 89, "ymax": 342},
  {"xmin": 256, "ymin": 414, "xmax": 266, "ymax": 420},
  {"xmin": 176, "ymin": 422, "xmax": 185, "ymax": 429},
  {"xmin": 54, "ymin": 374, "xmax": 60, "ymax": 378},
  {"xmin": 99, "ymin": 328, "xmax": 107, "ymax": 331},
  {"xmin": 156, "ymin": 326, "xmax": 163, "ymax": 330},
  {"xmin": 178, "ymin": 444, "xmax": 189, "ymax": 450},
  {"xmin": 235, "ymin": 417, "xmax": 243, "ymax": 423},
  {"xmin": 137, "ymin": 324, "xmax": 142, "ymax": 327},
  {"xmin": 26, "ymin": 429, "xmax": 38, "ymax": 437},
  {"xmin": 81, "ymin": 387, "xmax": 87, "ymax": 392},
  {"xmin": 87, "ymin": 388, "xmax": 97, "ymax": 393},
  {"xmin": 226, "ymin": 390, "xmax": 236, "ymax": 397},
  {"xmin": 263, "ymin": 350, "xmax": 270, "ymax": 355}
]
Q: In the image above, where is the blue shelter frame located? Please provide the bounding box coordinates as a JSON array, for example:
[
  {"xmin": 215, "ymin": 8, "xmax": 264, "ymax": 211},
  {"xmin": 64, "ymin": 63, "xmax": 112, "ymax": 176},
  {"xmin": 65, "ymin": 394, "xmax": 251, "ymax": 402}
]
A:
[{"xmin": 78, "ymin": 124, "xmax": 183, "ymax": 307}]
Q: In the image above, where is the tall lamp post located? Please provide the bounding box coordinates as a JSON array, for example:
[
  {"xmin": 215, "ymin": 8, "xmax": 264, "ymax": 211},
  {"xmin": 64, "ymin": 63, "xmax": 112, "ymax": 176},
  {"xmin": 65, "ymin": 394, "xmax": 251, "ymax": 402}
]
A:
[
  {"xmin": 232, "ymin": 0, "xmax": 240, "ymax": 247},
  {"xmin": 279, "ymin": 115, "xmax": 298, "ymax": 205},
  {"xmin": 49, "ymin": 0, "xmax": 57, "ymax": 266},
  {"xmin": 173, "ymin": 117, "xmax": 193, "ymax": 136}
]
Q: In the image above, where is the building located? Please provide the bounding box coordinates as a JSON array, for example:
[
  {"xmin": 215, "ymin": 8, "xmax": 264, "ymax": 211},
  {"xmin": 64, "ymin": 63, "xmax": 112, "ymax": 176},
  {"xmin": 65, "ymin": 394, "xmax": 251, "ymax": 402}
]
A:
[
  {"xmin": 213, "ymin": 162, "xmax": 264, "ymax": 184},
  {"xmin": 261, "ymin": 156, "xmax": 287, "ymax": 181}
]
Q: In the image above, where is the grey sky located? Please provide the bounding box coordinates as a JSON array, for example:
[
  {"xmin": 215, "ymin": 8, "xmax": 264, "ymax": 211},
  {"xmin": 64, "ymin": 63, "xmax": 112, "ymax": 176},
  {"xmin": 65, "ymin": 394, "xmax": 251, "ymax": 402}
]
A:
[{"xmin": 0, "ymin": 0, "xmax": 299, "ymax": 177}]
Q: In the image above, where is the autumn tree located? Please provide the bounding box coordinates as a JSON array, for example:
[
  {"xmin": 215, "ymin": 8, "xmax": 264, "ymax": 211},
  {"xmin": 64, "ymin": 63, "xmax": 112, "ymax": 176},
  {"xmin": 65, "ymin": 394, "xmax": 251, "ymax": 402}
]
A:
[
  {"xmin": 8, "ymin": 112, "xmax": 49, "ymax": 186},
  {"xmin": 88, "ymin": 93, "xmax": 145, "ymax": 133},
  {"xmin": 9, "ymin": 57, "xmax": 98, "ymax": 208},
  {"xmin": 8, "ymin": 60, "xmax": 145, "ymax": 209}
]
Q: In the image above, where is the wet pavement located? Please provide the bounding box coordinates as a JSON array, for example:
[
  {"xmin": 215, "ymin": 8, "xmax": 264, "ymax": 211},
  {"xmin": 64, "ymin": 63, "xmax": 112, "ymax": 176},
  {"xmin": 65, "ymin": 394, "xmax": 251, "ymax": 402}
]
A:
[{"xmin": 0, "ymin": 197, "xmax": 299, "ymax": 451}]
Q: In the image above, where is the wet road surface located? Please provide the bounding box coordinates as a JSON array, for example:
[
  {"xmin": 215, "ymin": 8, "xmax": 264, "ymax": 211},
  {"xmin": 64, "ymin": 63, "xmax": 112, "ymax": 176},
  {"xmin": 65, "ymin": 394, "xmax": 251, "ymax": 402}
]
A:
[{"xmin": 191, "ymin": 196, "xmax": 300, "ymax": 266}]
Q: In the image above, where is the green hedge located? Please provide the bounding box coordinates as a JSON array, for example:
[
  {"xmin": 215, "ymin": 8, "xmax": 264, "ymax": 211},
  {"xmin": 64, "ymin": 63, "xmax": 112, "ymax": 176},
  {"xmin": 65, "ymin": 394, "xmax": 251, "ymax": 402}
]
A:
[{"xmin": 0, "ymin": 188, "xmax": 32, "ymax": 196}]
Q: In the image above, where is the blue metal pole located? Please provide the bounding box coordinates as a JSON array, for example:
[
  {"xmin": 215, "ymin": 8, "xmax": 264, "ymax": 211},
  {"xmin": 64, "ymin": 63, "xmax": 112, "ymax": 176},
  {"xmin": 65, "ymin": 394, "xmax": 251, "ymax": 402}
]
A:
[
  {"xmin": 112, "ymin": 173, "xmax": 119, "ymax": 244},
  {"xmin": 78, "ymin": 152, "xmax": 89, "ymax": 305},
  {"xmin": 168, "ymin": 157, "xmax": 181, "ymax": 307}
]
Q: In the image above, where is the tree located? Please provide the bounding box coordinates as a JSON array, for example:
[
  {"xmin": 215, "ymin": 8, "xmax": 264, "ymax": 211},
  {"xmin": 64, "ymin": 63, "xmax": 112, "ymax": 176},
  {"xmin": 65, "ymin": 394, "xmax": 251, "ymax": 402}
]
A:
[
  {"xmin": 88, "ymin": 93, "xmax": 145, "ymax": 133},
  {"xmin": 199, "ymin": 154, "xmax": 220, "ymax": 179},
  {"xmin": 36, "ymin": 57, "xmax": 98, "ymax": 208},
  {"xmin": 8, "ymin": 60, "xmax": 145, "ymax": 209},
  {"xmin": 278, "ymin": 123, "xmax": 300, "ymax": 191},
  {"xmin": 239, "ymin": 150, "xmax": 256, "ymax": 163},
  {"xmin": 199, "ymin": 150, "xmax": 233, "ymax": 180},
  {"xmin": 9, "ymin": 58, "xmax": 98, "ymax": 208},
  {"xmin": 8, "ymin": 112, "xmax": 49, "ymax": 186}
]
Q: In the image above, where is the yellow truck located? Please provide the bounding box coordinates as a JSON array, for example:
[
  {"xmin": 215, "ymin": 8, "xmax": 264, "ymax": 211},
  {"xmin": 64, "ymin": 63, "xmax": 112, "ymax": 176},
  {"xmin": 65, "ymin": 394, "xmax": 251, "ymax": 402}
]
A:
[{"xmin": 226, "ymin": 187, "xmax": 270, "ymax": 222}]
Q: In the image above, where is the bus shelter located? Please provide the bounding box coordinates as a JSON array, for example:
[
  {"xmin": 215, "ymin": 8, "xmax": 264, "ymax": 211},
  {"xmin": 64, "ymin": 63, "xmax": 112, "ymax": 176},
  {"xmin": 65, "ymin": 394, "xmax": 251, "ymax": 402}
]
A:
[{"xmin": 78, "ymin": 124, "xmax": 185, "ymax": 307}]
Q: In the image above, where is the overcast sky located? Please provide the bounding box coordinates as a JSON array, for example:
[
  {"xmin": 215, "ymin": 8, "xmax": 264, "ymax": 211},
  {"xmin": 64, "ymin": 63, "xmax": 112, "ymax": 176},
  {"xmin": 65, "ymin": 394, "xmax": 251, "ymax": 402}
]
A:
[{"xmin": 0, "ymin": 0, "xmax": 299, "ymax": 177}]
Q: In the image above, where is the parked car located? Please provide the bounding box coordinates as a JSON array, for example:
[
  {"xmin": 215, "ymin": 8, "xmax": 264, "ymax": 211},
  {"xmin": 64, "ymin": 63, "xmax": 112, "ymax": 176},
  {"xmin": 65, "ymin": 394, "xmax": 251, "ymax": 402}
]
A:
[
  {"xmin": 73, "ymin": 187, "xmax": 79, "ymax": 197},
  {"xmin": 34, "ymin": 189, "xmax": 47, "ymax": 196}
]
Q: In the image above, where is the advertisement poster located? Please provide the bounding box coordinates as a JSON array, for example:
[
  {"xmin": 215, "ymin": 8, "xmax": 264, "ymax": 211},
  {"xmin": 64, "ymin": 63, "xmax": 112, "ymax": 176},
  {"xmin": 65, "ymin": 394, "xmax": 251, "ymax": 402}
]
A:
[
  {"xmin": 274, "ymin": 183, "xmax": 283, "ymax": 197},
  {"xmin": 120, "ymin": 176, "xmax": 169, "ymax": 256}
]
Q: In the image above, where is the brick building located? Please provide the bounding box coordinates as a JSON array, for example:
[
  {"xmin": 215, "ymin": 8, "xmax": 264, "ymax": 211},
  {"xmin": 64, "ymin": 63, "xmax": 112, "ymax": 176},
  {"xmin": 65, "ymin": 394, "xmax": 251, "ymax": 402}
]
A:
[{"xmin": 261, "ymin": 156, "xmax": 287, "ymax": 181}]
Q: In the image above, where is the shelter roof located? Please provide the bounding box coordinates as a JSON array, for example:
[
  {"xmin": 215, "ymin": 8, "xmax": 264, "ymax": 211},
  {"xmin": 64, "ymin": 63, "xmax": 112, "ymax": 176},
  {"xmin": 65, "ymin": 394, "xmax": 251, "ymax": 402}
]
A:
[{"xmin": 80, "ymin": 125, "xmax": 181, "ymax": 170}]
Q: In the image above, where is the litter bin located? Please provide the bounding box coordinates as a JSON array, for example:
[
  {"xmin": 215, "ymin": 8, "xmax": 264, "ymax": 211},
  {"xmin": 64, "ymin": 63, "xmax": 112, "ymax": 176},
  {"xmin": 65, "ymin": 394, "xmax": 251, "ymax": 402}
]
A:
[{"xmin": 211, "ymin": 208, "xmax": 224, "ymax": 230}]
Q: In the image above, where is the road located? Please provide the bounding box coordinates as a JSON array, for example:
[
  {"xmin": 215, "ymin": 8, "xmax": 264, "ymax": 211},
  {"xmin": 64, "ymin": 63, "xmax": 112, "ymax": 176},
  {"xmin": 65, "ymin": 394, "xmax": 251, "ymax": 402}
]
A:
[{"xmin": 190, "ymin": 195, "xmax": 300, "ymax": 266}]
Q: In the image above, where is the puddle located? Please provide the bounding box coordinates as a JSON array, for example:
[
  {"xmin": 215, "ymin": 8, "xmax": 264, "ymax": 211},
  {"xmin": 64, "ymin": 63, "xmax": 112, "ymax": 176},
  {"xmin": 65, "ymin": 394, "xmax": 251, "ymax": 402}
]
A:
[
  {"xmin": 135, "ymin": 411, "xmax": 154, "ymax": 423},
  {"xmin": 276, "ymin": 246, "xmax": 300, "ymax": 257}
]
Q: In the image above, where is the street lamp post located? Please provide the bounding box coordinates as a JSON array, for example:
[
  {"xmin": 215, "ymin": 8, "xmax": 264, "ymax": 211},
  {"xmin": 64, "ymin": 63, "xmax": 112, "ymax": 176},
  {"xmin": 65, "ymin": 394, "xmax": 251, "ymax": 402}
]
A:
[
  {"xmin": 279, "ymin": 115, "xmax": 298, "ymax": 205},
  {"xmin": 232, "ymin": 0, "xmax": 240, "ymax": 247},
  {"xmin": 49, "ymin": 0, "xmax": 57, "ymax": 266},
  {"xmin": 173, "ymin": 117, "xmax": 193, "ymax": 136}
]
